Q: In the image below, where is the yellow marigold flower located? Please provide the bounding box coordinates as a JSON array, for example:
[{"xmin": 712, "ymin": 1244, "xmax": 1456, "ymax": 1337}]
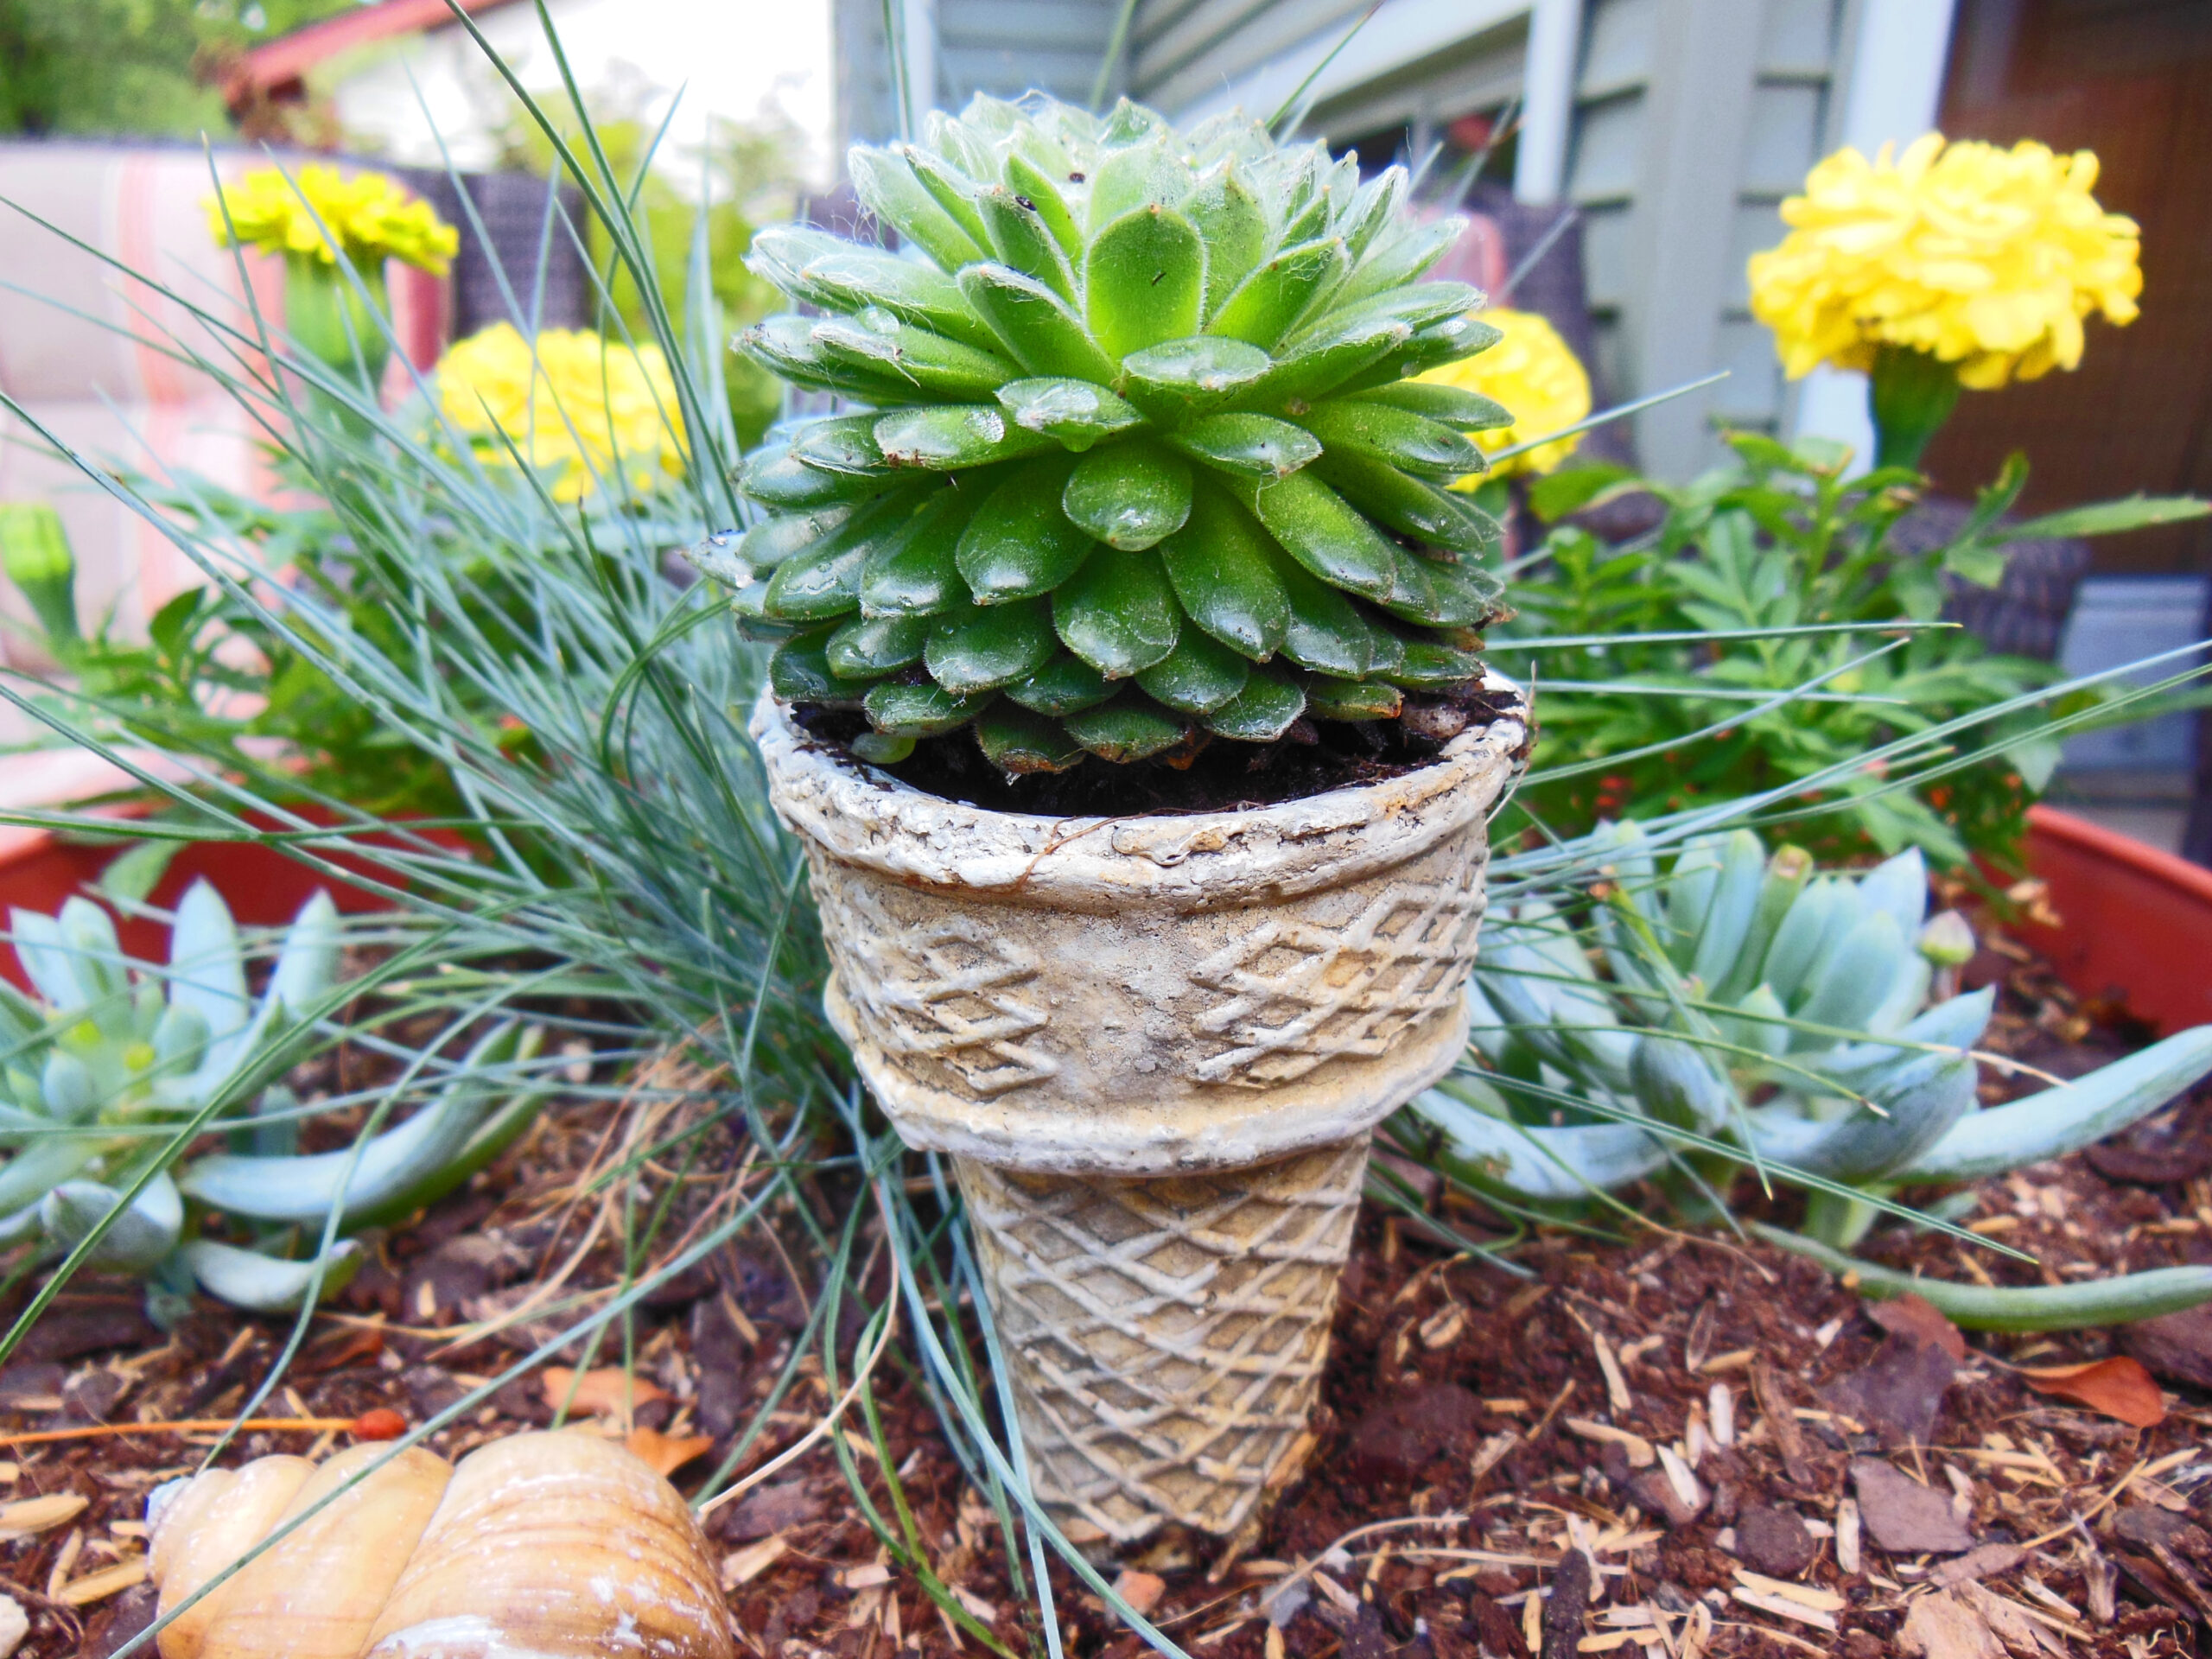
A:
[
  {"xmin": 437, "ymin": 323, "xmax": 689, "ymax": 502},
  {"xmin": 1747, "ymin": 134, "xmax": 2140, "ymax": 390},
  {"xmin": 206, "ymin": 165, "xmax": 459, "ymax": 276},
  {"xmin": 1417, "ymin": 308, "xmax": 1592, "ymax": 479}
]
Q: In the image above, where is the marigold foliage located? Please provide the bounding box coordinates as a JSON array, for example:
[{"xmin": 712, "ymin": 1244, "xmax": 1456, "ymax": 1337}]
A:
[
  {"xmin": 206, "ymin": 164, "xmax": 459, "ymax": 276},
  {"xmin": 715, "ymin": 92, "xmax": 1516, "ymax": 770},
  {"xmin": 437, "ymin": 323, "xmax": 689, "ymax": 504},
  {"xmin": 1747, "ymin": 134, "xmax": 2140, "ymax": 390},
  {"xmin": 1419, "ymin": 308, "xmax": 1590, "ymax": 479}
]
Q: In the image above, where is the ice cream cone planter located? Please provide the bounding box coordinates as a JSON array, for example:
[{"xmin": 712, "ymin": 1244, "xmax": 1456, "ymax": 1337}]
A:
[{"xmin": 752, "ymin": 683, "xmax": 1529, "ymax": 1547}]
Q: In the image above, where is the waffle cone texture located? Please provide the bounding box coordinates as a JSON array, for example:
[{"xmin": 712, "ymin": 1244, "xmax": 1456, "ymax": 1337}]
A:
[{"xmin": 754, "ymin": 687, "xmax": 1526, "ymax": 1539}]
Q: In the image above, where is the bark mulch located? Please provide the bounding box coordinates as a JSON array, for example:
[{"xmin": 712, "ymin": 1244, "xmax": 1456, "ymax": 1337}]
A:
[{"xmin": 1, "ymin": 905, "xmax": 2209, "ymax": 1659}]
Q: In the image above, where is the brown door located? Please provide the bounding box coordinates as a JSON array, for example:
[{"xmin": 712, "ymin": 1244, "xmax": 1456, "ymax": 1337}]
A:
[{"xmin": 1928, "ymin": 0, "xmax": 2212, "ymax": 576}]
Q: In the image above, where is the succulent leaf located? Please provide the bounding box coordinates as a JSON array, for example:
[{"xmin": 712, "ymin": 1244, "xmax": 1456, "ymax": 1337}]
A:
[{"xmin": 725, "ymin": 92, "xmax": 1516, "ymax": 762}]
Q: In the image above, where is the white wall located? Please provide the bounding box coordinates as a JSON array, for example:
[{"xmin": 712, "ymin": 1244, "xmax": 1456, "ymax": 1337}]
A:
[
  {"xmin": 331, "ymin": 0, "xmax": 837, "ymax": 195},
  {"xmin": 1789, "ymin": 0, "xmax": 1959, "ymax": 467}
]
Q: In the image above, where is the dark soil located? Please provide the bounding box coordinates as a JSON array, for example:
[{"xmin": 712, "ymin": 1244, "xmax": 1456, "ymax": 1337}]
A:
[
  {"xmin": 791, "ymin": 682, "xmax": 1529, "ymax": 817},
  {"xmin": 5, "ymin": 893, "xmax": 2211, "ymax": 1659}
]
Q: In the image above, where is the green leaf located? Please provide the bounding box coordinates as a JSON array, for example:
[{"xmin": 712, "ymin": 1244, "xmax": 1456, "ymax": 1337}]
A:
[
  {"xmin": 1159, "ymin": 482, "xmax": 1289, "ymax": 661},
  {"xmin": 1207, "ymin": 238, "xmax": 1351, "ymax": 348},
  {"xmin": 859, "ymin": 490, "xmax": 976, "ymax": 615},
  {"xmin": 1086, "ymin": 135, "xmax": 1188, "ymax": 229},
  {"xmin": 996, "ymin": 378, "xmax": 1146, "ymax": 450},
  {"xmin": 957, "ymin": 457, "xmax": 1095, "ymax": 602},
  {"xmin": 734, "ymin": 505, "xmax": 853, "ymax": 573},
  {"xmin": 2007, "ymin": 495, "xmax": 2212, "ymax": 540},
  {"xmin": 99, "ymin": 840, "xmax": 178, "ymax": 907},
  {"xmin": 977, "ymin": 185, "xmax": 1077, "ymax": 299},
  {"xmin": 1230, "ymin": 470, "xmax": 1402, "ymax": 603},
  {"xmin": 789, "ymin": 414, "xmax": 891, "ymax": 474},
  {"xmin": 769, "ymin": 629, "xmax": 851, "ymax": 702},
  {"xmin": 1052, "ymin": 546, "xmax": 1181, "ymax": 677},
  {"xmin": 1135, "ymin": 628, "xmax": 1250, "ymax": 713},
  {"xmin": 1410, "ymin": 554, "xmax": 1508, "ymax": 629},
  {"xmin": 958, "ymin": 264, "xmax": 1121, "ymax": 382},
  {"xmin": 1312, "ymin": 450, "xmax": 1496, "ymax": 554},
  {"xmin": 812, "ymin": 310, "xmax": 1022, "ymax": 403},
  {"xmin": 761, "ymin": 518, "xmax": 872, "ymax": 620},
  {"xmin": 1265, "ymin": 543, "xmax": 1376, "ymax": 676},
  {"xmin": 1299, "ymin": 400, "xmax": 1480, "ymax": 480},
  {"xmin": 975, "ymin": 704, "xmax": 1087, "ymax": 773},
  {"xmin": 748, "ymin": 226, "xmax": 998, "ymax": 351},
  {"xmin": 1349, "ymin": 380, "xmax": 1514, "ymax": 430},
  {"xmin": 847, "ymin": 146, "xmax": 988, "ymax": 272},
  {"xmin": 1526, "ymin": 463, "xmax": 1637, "ymax": 523},
  {"xmin": 902, "ymin": 143, "xmax": 995, "ymax": 255},
  {"xmin": 1306, "ymin": 676, "xmax": 1404, "ymax": 721},
  {"xmin": 1166, "ymin": 413, "xmax": 1321, "ymax": 480},
  {"xmin": 1942, "ymin": 540, "xmax": 2009, "ymax": 588},
  {"xmin": 1117, "ymin": 335, "xmax": 1273, "ymax": 416},
  {"xmin": 865, "ymin": 680, "xmax": 992, "ymax": 737},
  {"xmin": 1331, "ymin": 215, "xmax": 1467, "ymax": 310},
  {"xmin": 1247, "ymin": 309, "xmax": 1413, "ymax": 405},
  {"xmin": 1204, "ymin": 666, "xmax": 1306, "ymax": 741},
  {"xmin": 1006, "ymin": 652, "xmax": 1116, "ymax": 715},
  {"xmin": 740, "ymin": 445, "xmax": 901, "ymax": 509},
  {"xmin": 1377, "ymin": 632, "xmax": 1484, "ymax": 688},
  {"xmin": 1004, "ymin": 153, "xmax": 1085, "ymax": 257},
  {"xmin": 1063, "ymin": 695, "xmax": 1190, "ymax": 762},
  {"xmin": 1086, "ymin": 207, "xmax": 1205, "ymax": 360},
  {"xmin": 873, "ymin": 406, "xmax": 1058, "ymax": 470},
  {"xmin": 740, "ymin": 314, "xmax": 916, "ymax": 402},
  {"xmin": 925, "ymin": 596, "xmax": 1059, "ymax": 695},
  {"xmin": 1063, "ymin": 441, "xmax": 1193, "ymax": 550},
  {"xmin": 827, "ymin": 612, "xmax": 931, "ymax": 677},
  {"xmin": 1185, "ymin": 163, "xmax": 1268, "ymax": 316},
  {"xmin": 1334, "ymin": 167, "xmax": 1406, "ymax": 264}
]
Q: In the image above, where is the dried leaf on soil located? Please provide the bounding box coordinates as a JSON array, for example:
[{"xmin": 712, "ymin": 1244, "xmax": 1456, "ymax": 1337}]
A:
[
  {"xmin": 2019, "ymin": 1355, "xmax": 2166, "ymax": 1427},
  {"xmin": 1866, "ymin": 1292, "xmax": 1967, "ymax": 1360},
  {"xmin": 626, "ymin": 1426, "xmax": 715, "ymax": 1475},
  {"xmin": 542, "ymin": 1366, "xmax": 670, "ymax": 1416}
]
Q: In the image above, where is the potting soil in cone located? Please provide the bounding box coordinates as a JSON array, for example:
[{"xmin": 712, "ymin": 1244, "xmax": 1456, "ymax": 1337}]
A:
[{"xmin": 752, "ymin": 688, "xmax": 1529, "ymax": 1545}]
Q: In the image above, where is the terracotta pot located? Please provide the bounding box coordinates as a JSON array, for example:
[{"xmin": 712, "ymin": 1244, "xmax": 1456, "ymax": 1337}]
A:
[
  {"xmin": 2018, "ymin": 804, "xmax": 2212, "ymax": 1034},
  {"xmin": 753, "ymin": 687, "xmax": 1529, "ymax": 1547},
  {"xmin": 0, "ymin": 815, "xmax": 429, "ymax": 994}
]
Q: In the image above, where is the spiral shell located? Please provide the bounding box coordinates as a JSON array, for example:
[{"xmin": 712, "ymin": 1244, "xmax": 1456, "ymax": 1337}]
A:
[{"xmin": 147, "ymin": 1431, "xmax": 734, "ymax": 1659}]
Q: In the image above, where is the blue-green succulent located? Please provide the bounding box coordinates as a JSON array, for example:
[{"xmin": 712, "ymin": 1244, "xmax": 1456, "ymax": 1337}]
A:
[
  {"xmin": 1408, "ymin": 822, "xmax": 2212, "ymax": 1329},
  {"xmin": 1, "ymin": 881, "xmax": 546, "ymax": 1318}
]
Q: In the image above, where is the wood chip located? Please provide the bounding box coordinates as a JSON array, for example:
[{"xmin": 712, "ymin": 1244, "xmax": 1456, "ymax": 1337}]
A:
[
  {"xmin": 0, "ymin": 1493, "xmax": 87, "ymax": 1541},
  {"xmin": 1708, "ymin": 1382, "xmax": 1735, "ymax": 1447},
  {"xmin": 1751, "ymin": 1356, "xmax": 1812, "ymax": 1486},
  {"xmin": 844, "ymin": 1562, "xmax": 893, "ymax": 1591},
  {"xmin": 1592, "ymin": 1331, "xmax": 1632, "ymax": 1414},
  {"xmin": 1699, "ymin": 1348, "xmax": 1755, "ymax": 1374},
  {"xmin": 55, "ymin": 1557, "xmax": 146, "ymax": 1607},
  {"xmin": 721, "ymin": 1535, "xmax": 787, "ymax": 1588},
  {"xmin": 1471, "ymin": 1432, "xmax": 1518, "ymax": 1483},
  {"xmin": 950, "ymin": 1584, "xmax": 998, "ymax": 1624},
  {"xmin": 1733, "ymin": 1571, "xmax": 1846, "ymax": 1613},
  {"xmin": 1110, "ymin": 1570, "xmax": 1165, "ymax": 1618},
  {"xmin": 1419, "ymin": 1305, "xmax": 1467, "ymax": 1349},
  {"xmin": 1836, "ymin": 1499, "xmax": 1862, "ymax": 1576},
  {"xmin": 1729, "ymin": 1586, "xmax": 1838, "ymax": 1632},
  {"xmin": 1566, "ymin": 1418, "xmax": 1655, "ymax": 1467},
  {"xmin": 1657, "ymin": 1444, "xmax": 1703, "ymax": 1514}
]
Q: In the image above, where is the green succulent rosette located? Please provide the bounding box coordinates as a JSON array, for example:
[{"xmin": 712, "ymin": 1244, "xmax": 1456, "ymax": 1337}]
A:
[{"xmin": 712, "ymin": 92, "xmax": 1512, "ymax": 772}]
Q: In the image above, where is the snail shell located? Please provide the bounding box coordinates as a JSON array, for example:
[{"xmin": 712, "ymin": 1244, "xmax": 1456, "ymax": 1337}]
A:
[{"xmin": 147, "ymin": 1431, "xmax": 734, "ymax": 1659}]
